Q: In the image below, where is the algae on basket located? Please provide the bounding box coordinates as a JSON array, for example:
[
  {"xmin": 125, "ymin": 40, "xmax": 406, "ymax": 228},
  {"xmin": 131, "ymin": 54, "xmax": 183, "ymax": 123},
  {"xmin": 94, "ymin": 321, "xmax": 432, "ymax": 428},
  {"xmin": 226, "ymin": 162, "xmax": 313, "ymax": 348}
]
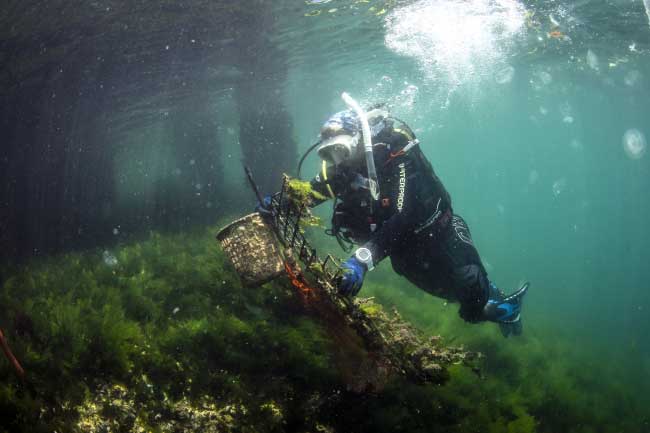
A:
[{"xmin": 284, "ymin": 177, "xmax": 325, "ymax": 228}]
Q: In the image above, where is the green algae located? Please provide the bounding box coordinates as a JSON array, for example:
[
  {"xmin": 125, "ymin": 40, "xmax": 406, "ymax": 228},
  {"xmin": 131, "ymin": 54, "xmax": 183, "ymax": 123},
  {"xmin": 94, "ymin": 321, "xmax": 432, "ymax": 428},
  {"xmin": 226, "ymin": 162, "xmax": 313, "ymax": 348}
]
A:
[{"xmin": 0, "ymin": 224, "xmax": 648, "ymax": 433}]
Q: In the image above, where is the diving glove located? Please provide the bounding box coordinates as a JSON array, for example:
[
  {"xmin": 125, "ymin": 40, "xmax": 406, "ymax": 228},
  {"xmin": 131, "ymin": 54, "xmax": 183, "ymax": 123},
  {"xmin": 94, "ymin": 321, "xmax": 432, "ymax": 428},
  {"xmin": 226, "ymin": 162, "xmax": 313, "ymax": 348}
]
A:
[
  {"xmin": 483, "ymin": 282, "xmax": 530, "ymax": 338},
  {"xmin": 255, "ymin": 194, "xmax": 274, "ymax": 215},
  {"xmin": 338, "ymin": 256, "xmax": 367, "ymax": 296}
]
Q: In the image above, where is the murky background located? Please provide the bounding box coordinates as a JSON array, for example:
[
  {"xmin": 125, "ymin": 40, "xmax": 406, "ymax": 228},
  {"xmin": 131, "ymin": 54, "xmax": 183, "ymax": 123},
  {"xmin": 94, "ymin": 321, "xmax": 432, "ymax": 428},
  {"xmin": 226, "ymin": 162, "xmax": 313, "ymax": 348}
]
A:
[{"xmin": 1, "ymin": 0, "xmax": 650, "ymax": 431}]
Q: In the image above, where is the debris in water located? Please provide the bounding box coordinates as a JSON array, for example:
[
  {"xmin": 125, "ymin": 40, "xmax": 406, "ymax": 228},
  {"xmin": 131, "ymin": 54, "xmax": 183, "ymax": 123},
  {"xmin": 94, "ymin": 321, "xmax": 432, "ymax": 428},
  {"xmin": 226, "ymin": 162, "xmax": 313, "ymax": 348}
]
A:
[
  {"xmin": 622, "ymin": 129, "xmax": 646, "ymax": 160},
  {"xmin": 587, "ymin": 49, "xmax": 599, "ymax": 71},
  {"xmin": 172, "ymin": 307, "xmax": 180, "ymax": 315},
  {"xmin": 103, "ymin": 250, "xmax": 118, "ymax": 267}
]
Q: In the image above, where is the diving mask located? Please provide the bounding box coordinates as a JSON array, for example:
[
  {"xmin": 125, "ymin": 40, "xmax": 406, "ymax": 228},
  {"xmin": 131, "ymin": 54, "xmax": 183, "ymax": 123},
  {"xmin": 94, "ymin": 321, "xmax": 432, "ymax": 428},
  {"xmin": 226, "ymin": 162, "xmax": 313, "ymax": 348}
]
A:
[{"xmin": 317, "ymin": 134, "xmax": 359, "ymax": 165}]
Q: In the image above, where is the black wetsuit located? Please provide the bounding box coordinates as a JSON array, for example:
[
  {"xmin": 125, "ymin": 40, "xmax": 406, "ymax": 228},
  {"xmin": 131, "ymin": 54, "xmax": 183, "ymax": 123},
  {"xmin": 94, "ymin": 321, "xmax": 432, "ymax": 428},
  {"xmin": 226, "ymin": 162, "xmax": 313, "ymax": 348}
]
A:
[{"xmin": 310, "ymin": 120, "xmax": 490, "ymax": 322}]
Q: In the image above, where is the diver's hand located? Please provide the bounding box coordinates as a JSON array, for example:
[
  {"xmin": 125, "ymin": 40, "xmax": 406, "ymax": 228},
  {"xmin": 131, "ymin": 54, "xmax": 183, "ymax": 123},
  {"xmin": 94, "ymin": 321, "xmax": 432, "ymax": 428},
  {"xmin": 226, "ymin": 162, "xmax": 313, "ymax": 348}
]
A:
[
  {"xmin": 338, "ymin": 257, "xmax": 367, "ymax": 296},
  {"xmin": 484, "ymin": 283, "xmax": 529, "ymax": 337},
  {"xmin": 255, "ymin": 194, "xmax": 274, "ymax": 215}
]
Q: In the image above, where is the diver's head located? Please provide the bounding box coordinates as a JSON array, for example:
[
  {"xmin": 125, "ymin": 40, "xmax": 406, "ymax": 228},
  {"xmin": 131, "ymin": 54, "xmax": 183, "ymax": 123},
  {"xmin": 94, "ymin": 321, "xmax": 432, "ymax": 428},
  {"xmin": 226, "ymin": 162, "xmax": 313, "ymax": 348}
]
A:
[
  {"xmin": 316, "ymin": 107, "xmax": 389, "ymax": 165},
  {"xmin": 317, "ymin": 110, "xmax": 360, "ymax": 165}
]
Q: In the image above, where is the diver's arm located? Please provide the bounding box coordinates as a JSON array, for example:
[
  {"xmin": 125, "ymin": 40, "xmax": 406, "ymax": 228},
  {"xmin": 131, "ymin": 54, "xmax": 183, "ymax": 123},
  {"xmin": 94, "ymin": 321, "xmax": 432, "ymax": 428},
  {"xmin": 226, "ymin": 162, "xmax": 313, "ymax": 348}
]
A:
[{"xmin": 360, "ymin": 153, "xmax": 420, "ymax": 265}]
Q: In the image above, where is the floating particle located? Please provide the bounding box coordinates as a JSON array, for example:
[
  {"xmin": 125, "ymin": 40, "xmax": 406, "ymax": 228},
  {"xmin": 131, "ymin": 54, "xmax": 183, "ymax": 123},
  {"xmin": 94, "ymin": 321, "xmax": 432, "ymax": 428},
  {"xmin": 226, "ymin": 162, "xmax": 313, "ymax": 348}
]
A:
[
  {"xmin": 172, "ymin": 307, "xmax": 180, "ymax": 315},
  {"xmin": 622, "ymin": 129, "xmax": 646, "ymax": 159},
  {"xmin": 112, "ymin": 227, "xmax": 119, "ymax": 235},
  {"xmin": 539, "ymin": 106, "xmax": 548, "ymax": 116},
  {"xmin": 587, "ymin": 49, "xmax": 599, "ymax": 71},
  {"xmin": 528, "ymin": 170, "xmax": 539, "ymax": 185},
  {"xmin": 569, "ymin": 139, "xmax": 582, "ymax": 150},
  {"xmin": 495, "ymin": 65, "xmax": 515, "ymax": 84},
  {"xmin": 103, "ymin": 250, "xmax": 118, "ymax": 266},
  {"xmin": 195, "ymin": 183, "xmax": 202, "ymax": 190},
  {"xmin": 189, "ymin": 159, "xmax": 196, "ymax": 165},
  {"xmin": 552, "ymin": 178, "xmax": 566, "ymax": 197},
  {"xmin": 624, "ymin": 70, "xmax": 641, "ymax": 87}
]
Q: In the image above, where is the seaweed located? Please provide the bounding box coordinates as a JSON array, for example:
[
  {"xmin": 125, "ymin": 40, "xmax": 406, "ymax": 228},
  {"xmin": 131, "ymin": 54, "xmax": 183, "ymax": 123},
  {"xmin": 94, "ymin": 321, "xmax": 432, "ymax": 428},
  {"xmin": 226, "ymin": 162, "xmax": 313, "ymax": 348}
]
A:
[{"xmin": 0, "ymin": 223, "xmax": 647, "ymax": 433}]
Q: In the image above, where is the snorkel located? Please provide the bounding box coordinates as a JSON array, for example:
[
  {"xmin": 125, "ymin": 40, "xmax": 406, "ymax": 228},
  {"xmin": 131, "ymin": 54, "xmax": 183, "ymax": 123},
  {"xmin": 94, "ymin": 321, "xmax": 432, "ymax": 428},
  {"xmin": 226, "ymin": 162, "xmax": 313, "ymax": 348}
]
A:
[{"xmin": 341, "ymin": 92, "xmax": 381, "ymax": 201}]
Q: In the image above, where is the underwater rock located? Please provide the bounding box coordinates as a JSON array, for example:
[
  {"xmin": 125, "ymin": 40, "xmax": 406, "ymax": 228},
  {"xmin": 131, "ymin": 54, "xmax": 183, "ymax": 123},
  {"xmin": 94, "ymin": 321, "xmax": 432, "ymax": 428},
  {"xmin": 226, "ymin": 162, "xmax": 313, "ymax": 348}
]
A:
[{"xmin": 75, "ymin": 382, "xmax": 250, "ymax": 433}]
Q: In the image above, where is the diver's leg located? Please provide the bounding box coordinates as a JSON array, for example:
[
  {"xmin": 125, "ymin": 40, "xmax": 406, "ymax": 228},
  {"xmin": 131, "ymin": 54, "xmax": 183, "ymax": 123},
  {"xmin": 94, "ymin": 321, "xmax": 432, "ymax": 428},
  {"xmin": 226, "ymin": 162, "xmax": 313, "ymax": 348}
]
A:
[
  {"xmin": 441, "ymin": 215, "xmax": 528, "ymax": 336},
  {"xmin": 439, "ymin": 215, "xmax": 491, "ymax": 322}
]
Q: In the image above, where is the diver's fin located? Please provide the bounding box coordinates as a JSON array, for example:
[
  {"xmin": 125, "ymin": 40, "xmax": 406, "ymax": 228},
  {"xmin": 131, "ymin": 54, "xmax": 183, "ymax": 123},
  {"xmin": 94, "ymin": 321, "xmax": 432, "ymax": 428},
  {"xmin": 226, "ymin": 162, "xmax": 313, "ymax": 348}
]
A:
[{"xmin": 503, "ymin": 282, "xmax": 530, "ymax": 303}]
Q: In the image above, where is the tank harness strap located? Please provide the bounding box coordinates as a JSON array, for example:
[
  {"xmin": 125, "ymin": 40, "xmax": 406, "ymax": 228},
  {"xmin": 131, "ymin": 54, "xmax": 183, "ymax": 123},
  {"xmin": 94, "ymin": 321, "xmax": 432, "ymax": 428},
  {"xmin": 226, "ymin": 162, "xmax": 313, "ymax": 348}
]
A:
[
  {"xmin": 384, "ymin": 134, "xmax": 420, "ymax": 166},
  {"xmin": 321, "ymin": 160, "xmax": 336, "ymax": 199}
]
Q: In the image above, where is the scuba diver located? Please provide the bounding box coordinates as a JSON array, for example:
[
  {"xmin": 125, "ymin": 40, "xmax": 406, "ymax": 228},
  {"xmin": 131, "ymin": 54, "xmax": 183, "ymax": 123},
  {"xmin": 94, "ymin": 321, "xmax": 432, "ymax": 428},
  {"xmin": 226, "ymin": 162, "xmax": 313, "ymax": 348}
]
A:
[{"xmin": 264, "ymin": 94, "xmax": 529, "ymax": 337}]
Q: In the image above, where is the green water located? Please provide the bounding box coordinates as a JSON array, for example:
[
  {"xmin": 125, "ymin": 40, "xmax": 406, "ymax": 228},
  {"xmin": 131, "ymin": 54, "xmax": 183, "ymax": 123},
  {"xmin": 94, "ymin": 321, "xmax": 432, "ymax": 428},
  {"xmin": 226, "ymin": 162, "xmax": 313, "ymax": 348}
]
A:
[
  {"xmin": 1, "ymin": 0, "xmax": 650, "ymax": 431},
  {"xmin": 285, "ymin": 0, "xmax": 650, "ymax": 354},
  {"xmin": 284, "ymin": 0, "xmax": 650, "ymax": 428}
]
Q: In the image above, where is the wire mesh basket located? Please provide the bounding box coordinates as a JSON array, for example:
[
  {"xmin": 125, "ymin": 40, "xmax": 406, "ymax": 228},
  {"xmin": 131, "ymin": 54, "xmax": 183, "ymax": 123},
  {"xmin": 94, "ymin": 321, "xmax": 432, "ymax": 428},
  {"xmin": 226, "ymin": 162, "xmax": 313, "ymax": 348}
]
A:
[{"xmin": 216, "ymin": 213, "xmax": 284, "ymax": 286}]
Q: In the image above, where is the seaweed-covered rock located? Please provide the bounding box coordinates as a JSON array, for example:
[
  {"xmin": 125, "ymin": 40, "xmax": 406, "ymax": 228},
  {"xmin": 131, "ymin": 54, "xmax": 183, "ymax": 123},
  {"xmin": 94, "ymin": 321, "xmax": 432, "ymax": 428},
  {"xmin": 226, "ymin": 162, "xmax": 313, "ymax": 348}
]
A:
[{"xmin": 75, "ymin": 382, "xmax": 252, "ymax": 433}]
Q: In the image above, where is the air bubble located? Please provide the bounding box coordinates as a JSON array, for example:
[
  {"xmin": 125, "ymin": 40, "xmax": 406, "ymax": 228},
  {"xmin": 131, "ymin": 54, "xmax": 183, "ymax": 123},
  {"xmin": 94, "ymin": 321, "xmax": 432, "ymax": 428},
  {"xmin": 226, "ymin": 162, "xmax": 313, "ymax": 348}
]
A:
[
  {"xmin": 622, "ymin": 129, "xmax": 646, "ymax": 160},
  {"xmin": 495, "ymin": 66, "xmax": 515, "ymax": 84},
  {"xmin": 624, "ymin": 70, "xmax": 641, "ymax": 87}
]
